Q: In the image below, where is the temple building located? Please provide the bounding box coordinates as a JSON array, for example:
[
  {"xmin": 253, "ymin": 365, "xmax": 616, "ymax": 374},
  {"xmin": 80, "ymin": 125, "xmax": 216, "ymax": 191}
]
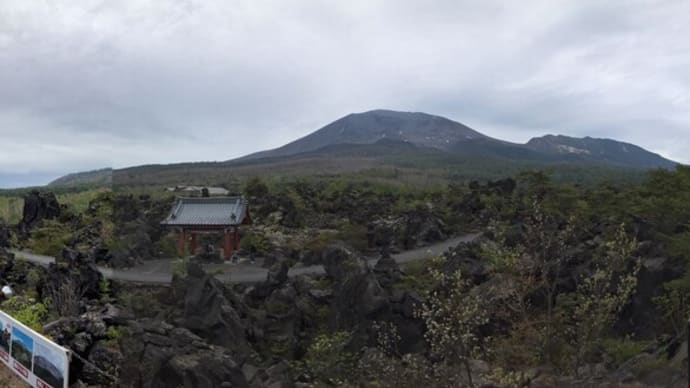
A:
[{"xmin": 161, "ymin": 196, "xmax": 251, "ymax": 260}]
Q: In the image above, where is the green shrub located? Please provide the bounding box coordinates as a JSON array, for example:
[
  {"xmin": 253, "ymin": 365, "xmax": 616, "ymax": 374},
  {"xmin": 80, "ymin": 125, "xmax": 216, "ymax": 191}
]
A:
[
  {"xmin": 24, "ymin": 268, "xmax": 44, "ymax": 298},
  {"xmin": 239, "ymin": 231, "xmax": 271, "ymax": 256},
  {"xmin": 99, "ymin": 278, "xmax": 111, "ymax": 296},
  {"xmin": 106, "ymin": 325, "xmax": 127, "ymax": 341},
  {"xmin": 172, "ymin": 257, "xmax": 190, "ymax": 278},
  {"xmin": 0, "ymin": 196, "xmax": 23, "ymax": 224},
  {"xmin": 155, "ymin": 232, "xmax": 179, "ymax": 258},
  {"xmin": 394, "ymin": 258, "xmax": 444, "ymax": 293},
  {"xmin": 601, "ymin": 337, "xmax": 652, "ymax": 367},
  {"xmin": 336, "ymin": 224, "xmax": 368, "ymax": 252},
  {"xmin": 1, "ymin": 296, "xmax": 48, "ymax": 332},
  {"xmin": 303, "ymin": 231, "xmax": 338, "ymax": 254},
  {"xmin": 27, "ymin": 219, "xmax": 73, "ymax": 256},
  {"xmin": 294, "ymin": 331, "xmax": 356, "ymax": 385}
]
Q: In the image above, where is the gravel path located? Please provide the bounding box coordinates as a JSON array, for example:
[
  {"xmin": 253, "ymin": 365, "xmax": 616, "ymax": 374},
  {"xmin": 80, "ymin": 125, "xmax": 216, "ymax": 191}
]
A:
[{"xmin": 11, "ymin": 233, "xmax": 479, "ymax": 285}]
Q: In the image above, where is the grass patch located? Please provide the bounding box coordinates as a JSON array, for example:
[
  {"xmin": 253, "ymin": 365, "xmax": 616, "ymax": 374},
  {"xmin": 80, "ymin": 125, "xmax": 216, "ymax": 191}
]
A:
[
  {"xmin": 395, "ymin": 258, "xmax": 443, "ymax": 293},
  {"xmin": 0, "ymin": 196, "xmax": 23, "ymax": 224},
  {"xmin": 601, "ymin": 337, "xmax": 652, "ymax": 367}
]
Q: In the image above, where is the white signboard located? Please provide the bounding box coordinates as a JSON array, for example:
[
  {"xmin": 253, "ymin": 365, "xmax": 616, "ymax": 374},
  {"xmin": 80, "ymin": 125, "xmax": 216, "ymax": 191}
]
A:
[{"xmin": 0, "ymin": 310, "xmax": 70, "ymax": 388}]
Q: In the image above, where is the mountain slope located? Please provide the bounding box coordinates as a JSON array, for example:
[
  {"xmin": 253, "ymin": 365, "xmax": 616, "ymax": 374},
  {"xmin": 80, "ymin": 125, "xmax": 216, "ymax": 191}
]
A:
[
  {"xmin": 241, "ymin": 109, "xmax": 676, "ymax": 170},
  {"xmin": 48, "ymin": 168, "xmax": 113, "ymax": 187},
  {"xmin": 47, "ymin": 109, "xmax": 679, "ymax": 188},
  {"xmin": 525, "ymin": 135, "xmax": 676, "ymax": 169},
  {"xmin": 242, "ymin": 109, "xmax": 488, "ymax": 160}
]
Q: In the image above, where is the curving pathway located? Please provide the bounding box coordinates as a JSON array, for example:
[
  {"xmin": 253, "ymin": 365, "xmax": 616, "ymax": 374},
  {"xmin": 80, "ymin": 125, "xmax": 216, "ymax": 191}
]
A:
[{"xmin": 10, "ymin": 233, "xmax": 479, "ymax": 285}]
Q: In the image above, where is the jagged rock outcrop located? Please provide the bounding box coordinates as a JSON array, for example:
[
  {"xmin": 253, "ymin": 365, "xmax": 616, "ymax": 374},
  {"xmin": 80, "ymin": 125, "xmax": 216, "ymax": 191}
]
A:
[
  {"xmin": 442, "ymin": 240, "xmax": 489, "ymax": 284},
  {"xmin": 0, "ymin": 247, "xmax": 15, "ymax": 284},
  {"xmin": 18, "ymin": 190, "xmax": 61, "ymax": 237},
  {"xmin": 368, "ymin": 204, "xmax": 447, "ymax": 251},
  {"xmin": 617, "ymin": 255, "xmax": 685, "ymax": 337},
  {"xmin": 400, "ymin": 205, "xmax": 447, "ymax": 249},
  {"xmin": 176, "ymin": 263, "xmax": 252, "ymax": 361},
  {"xmin": 43, "ymin": 248, "xmax": 104, "ymax": 304},
  {"xmin": 373, "ymin": 255, "xmax": 401, "ymax": 288},
  {"xmin": 250, "ymin": 261, "xmax": 290, "ymax": 299},
  {"xmin": 106, "ymin": 193, "xmax": 172, "ymax": 267},
  {"xmin": 243, "ymin": 261, "xmax": 327, "ymax": 362},
  {"xmin": 322, "ymin": 243, "xmax": 390, "ymax": 331},
  {"xmin": 120, "ymin": 319, "xmax": 249, "ymax": 388},
  {"xmin": 0, "ymin": 220, "xmax": 10, "ymax": 247},
  {"xmin": 43, "ymin": 303, "xmax": 130, "ymax": 387}
]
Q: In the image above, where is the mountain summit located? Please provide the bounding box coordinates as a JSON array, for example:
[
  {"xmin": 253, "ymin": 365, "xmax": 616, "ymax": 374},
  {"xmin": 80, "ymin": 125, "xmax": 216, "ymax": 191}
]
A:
[
  {"xmin": 241, "ymin": 109, "xmax": 676, "ymax": 169},
  {"xmin": 242, "ymin": 109, "xmax": 488, "ymax": 160},
  {"xmin": 48, "ymin": 109, "xmax": 679, "ymax": 188}
]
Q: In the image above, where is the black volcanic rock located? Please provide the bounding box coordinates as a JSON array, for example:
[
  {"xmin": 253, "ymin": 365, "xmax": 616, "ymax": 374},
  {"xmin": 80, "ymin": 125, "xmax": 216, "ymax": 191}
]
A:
[
  {"xmin": 18, "ymin": 190, "xmax": 61, "ymax": 237},
  {"xmin": 120, "ymin": 320, "xmax": 248, "ymax": 388},
  {"xmin": 373, "ymin": 255, "xmax": 401, "ymax": 288},
  {"xmin": 47, "ymin": 248, "xmax": 104, "ymax": 301},
  {"xmin": 178, "ymin": 263, "xmax": 252, "ymax": 361},
  {"xmin": 322, "ymin": 244, "xmax": 390, "ymax": 329},
  {"xmin": 0, "ymin": 220, "xmax": 9, "ymax": 247}
]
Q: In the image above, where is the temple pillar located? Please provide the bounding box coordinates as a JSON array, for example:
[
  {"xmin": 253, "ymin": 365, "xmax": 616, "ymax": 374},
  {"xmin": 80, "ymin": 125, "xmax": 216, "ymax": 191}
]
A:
[
  {"xmin": 224, "ymin": 229, "xmax": 233, "ymax": 260},
  {"xmin": 189, "ymin": 233, "xmax": 197, "ymax": 255},
  {"xmin": 234, "ymin": 226, "xmax": 240, "ymax": 250},
  {"xmin": 178, "ymin": 228, "xmax": 186, "ymax": 257}
]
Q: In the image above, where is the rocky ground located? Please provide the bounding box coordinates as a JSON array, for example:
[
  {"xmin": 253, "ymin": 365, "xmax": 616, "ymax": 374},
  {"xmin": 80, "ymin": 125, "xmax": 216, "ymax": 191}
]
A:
[
  {"xmin": 1, "ymin": 231, "xmax": 688, "ymax": 387},
  {"xmin": 0, "ymin": 367, "xmax": 27, "ymax": 388},
  {"xmin": 1, "ymin": 184, "xmax": 689, "ymax": 387}
]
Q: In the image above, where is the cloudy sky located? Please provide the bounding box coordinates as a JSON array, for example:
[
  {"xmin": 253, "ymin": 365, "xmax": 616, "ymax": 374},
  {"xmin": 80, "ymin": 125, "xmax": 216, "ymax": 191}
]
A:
[{"xmin": 1, "ymin": 0, "xmax": 689, "ymax": 187}]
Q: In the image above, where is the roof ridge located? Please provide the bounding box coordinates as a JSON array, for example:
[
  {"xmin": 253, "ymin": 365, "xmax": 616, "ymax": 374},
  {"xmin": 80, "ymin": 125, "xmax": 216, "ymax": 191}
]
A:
[{"xmin": 161, "ymin": 196, "xmax": 249, "ymax": 227}]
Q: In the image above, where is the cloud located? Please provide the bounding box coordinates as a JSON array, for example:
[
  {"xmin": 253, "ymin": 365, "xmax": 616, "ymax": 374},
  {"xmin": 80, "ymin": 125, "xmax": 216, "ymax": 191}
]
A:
[{"xmin": 1, "ymin": 0, "xmax": 688, "ymax": 187}]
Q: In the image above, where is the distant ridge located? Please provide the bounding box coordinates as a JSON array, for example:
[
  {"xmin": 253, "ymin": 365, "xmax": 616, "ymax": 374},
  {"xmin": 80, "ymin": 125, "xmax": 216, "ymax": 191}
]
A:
[
  {"xmin": 240, "ymin": 109, "xmax": 676, "ymax": 169},
  {"xmin": 48, "ymin": 168, "xmax": 112, "ymax": 187},
  {"xmin": 47, "ymin": 109, "xmax": 678, "ymax": 188},
  {"xmin": 525, "ymin": 134, "xmax": 676, "ymax": 169}
]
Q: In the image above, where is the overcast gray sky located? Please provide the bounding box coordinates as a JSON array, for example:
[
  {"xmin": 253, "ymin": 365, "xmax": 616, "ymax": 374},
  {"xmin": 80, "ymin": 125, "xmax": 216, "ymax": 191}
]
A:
[{"xmin": 1, "ymin": 0, "xmax": 689, "ymax": 187}]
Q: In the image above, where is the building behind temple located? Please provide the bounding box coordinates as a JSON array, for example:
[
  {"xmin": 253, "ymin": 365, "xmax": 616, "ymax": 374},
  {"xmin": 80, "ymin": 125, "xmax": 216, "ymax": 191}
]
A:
[{"xmin": 165, "ymin": 186, "xmax": 231, "ymax": 197}]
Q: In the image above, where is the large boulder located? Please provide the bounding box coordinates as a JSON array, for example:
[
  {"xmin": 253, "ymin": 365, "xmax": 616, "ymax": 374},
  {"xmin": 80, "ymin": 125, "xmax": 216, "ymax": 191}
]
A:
[
  {"xmin": 42, "ymin": 303, "xmax": 131, "ymax": 386},
  {"xmin": 250, "ymin": 261, "xmax": 290, "ymax": 299},
  {"xmin": 369, "ymin": 204, "xmax": 447, "ymax": 251},
  {"xmin": 373, "ymin": 255, "xmax": 401, "ymax": 288},
  {"xmin": 322, "ymin": 243, "xmax": 390, "ymax": 330},
  {"xmin": 18, "ymin": 190, "xmax": 61, "ymax": 237},
  {"xmin": 400, "ymin": 205, "xmax": 447, "ymax": 249},
  {"xmin": 106, "ymin": 194, "xmax": 172, "ymax": 267},
  {"xmin": 0, "ymin": 220, "xmax": 10, "ymax": 247},
  {"xmin": 0, "ymin": 247, "xmax": 15, "ymax": 281},
  {"xmin": 442, "ymin": 241, "xmax": 489, "ymax": 284},
  {"xmin": 616, "ymin": 256, "xmax": 685, "ymax": 337},
  {"xmin": 120, "ymin": 319, "xmax": 249, "ymax": 388},
  {"xmin": 177, "ymin": 263, "xmax": 252, "ymax": 361},
  {"xmin": 43, "ymin": 248, "xmax": 104, "ymax": 309}
]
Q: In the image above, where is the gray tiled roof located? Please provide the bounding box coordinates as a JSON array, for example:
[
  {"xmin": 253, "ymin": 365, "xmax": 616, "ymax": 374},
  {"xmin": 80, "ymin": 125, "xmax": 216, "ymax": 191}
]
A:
[{"xmin": 161, "ymin": 196, "xmax": 249, "ymax": 226}]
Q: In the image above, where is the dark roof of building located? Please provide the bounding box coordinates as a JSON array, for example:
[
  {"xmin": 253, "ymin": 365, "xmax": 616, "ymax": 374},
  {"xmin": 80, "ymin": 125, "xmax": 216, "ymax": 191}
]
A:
[{"xmin": 161, "ymin": 196, "xmax": 249, "ymax": 227}]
